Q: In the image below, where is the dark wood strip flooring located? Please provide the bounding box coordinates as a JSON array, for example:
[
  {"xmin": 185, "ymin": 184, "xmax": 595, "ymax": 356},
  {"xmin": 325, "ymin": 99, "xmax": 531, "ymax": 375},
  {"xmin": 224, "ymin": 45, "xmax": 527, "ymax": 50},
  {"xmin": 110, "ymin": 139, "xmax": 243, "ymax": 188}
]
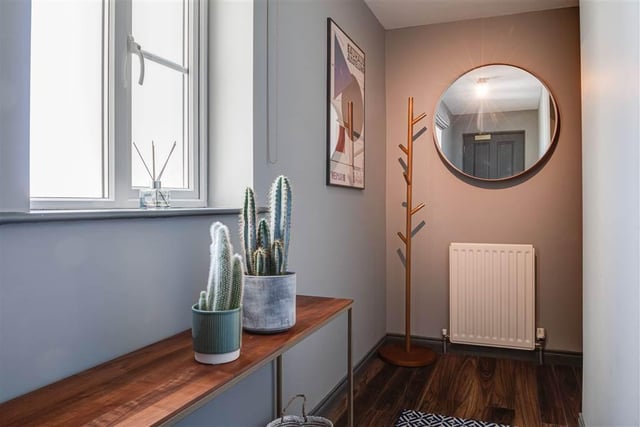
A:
[{"xmin": 319, "ymin": 352, "xmax": 582, "ymax": 427}]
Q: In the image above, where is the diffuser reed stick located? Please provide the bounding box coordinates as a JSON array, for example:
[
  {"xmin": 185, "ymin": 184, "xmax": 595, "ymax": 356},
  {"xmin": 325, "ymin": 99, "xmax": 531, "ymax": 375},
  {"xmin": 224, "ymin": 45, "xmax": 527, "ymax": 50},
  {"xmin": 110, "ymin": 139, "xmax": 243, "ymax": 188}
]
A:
[
  {"xmin": 133, "ymin": 142, "xmax": 153, "ymax": 180},
  {"xmin": 132, "ymin": 141, "xmax": 177, "ymax": 182},
  {"xmin": 157, "ymin": 142, "xmax": 177, "ymax": 181}
]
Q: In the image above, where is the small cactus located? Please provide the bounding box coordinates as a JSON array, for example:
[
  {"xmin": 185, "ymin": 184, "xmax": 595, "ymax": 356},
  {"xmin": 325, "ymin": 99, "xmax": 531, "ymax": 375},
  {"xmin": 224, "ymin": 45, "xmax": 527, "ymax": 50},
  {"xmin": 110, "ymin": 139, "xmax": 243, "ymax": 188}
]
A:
[
  {"xmin": 228, "ymin": 254, "xmax": 244, "ymax": 309},
  {"xmin": 257, "ymin": 218, "xmax": 270, "ymax": 251},
  {"xmin": 198, "ymin": 291, "xmax": 207, "ymax": 310},
  {"xmin": 271, "ymin": 240, "xmax": 284, "ymax": 275},
  {"xmin": 198, "ymin": 222, "xmax": 244, "ymax": 311},
  {"xmin": 239, "ymin": 176, "xmax": 293, "ymax": 276},
  {"xmin": 253, "ymin": 247, "xmax": 268, "ymax": 276}
]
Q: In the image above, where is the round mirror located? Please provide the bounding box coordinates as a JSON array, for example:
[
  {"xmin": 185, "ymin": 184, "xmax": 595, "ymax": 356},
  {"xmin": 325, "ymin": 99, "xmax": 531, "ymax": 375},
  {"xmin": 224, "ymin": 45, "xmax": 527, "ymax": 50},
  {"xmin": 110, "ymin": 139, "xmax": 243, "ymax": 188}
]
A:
[{"xmin": 434, "ymin": 64, "xmax": 558, "ymax": 181}]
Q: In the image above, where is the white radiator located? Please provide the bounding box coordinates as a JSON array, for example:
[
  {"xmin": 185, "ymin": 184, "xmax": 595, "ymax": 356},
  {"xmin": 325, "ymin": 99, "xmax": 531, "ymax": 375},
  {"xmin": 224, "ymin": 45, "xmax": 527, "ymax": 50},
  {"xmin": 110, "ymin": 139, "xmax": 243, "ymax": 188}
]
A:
[{"xmin": 449, "ymin": 243, "xmax": 536, "ymax": 351}]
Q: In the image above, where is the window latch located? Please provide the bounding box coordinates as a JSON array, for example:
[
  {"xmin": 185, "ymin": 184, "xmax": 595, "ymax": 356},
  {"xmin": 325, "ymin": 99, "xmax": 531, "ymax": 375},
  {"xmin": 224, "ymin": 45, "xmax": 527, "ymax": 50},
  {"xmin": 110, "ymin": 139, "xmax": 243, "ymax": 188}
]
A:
[{"xmin": 127, "ymin": 35, "xmax": 188, "ymax": 86}]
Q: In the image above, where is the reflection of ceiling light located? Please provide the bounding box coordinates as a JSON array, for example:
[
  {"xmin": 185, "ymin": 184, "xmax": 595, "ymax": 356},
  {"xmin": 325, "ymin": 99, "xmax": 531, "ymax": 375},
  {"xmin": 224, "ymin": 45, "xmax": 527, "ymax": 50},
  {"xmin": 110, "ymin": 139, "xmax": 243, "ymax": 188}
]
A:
[{"xmin": 475, "ymin": 78, "xmax": 489, "ymax": 98}]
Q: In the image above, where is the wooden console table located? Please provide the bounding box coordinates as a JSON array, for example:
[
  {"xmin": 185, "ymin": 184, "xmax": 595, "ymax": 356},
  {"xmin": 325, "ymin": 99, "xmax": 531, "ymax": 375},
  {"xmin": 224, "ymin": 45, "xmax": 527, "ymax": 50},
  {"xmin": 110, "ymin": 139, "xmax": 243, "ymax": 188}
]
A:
[{"xmin": 0, "ymin": 295, "xmax": 354, "ymax": 426}]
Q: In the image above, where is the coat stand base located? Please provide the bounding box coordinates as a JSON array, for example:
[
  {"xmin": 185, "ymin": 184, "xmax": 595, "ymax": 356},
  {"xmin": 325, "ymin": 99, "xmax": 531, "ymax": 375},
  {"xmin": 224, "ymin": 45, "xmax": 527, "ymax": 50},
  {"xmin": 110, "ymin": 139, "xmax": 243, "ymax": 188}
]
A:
[{"xmin": 378, "ymin": 341, "xmax": 437, "ymax": 367}]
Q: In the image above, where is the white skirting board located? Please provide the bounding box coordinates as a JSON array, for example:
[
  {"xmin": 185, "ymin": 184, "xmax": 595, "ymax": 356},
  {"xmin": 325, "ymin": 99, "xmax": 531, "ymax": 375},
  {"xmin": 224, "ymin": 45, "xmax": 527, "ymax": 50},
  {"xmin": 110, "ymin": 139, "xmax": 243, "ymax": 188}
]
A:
[{"xmin": 578, "ymin": 413, "xmax": 586, "ymax": 427}]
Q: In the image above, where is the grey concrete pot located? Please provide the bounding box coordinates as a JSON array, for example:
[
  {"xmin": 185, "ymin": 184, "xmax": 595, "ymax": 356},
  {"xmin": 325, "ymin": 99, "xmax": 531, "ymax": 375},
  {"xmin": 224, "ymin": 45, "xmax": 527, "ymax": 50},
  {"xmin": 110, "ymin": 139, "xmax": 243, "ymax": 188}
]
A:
[
  {"xmin": 192, "ymin": 305, "xmax": 242, "ymax": 364},
  {"xmin": 243, "ymin": 272, "xmax": 296, "ymax": 334}
]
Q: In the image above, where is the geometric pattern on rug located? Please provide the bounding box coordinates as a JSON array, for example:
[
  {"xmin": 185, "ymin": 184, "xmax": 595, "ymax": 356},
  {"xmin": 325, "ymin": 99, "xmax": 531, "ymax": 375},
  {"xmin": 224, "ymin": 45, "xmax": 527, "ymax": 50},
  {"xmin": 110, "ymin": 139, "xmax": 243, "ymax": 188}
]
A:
[{"xmin": 394, "ymin": 409, "xmax": 511, "ymax": 427}]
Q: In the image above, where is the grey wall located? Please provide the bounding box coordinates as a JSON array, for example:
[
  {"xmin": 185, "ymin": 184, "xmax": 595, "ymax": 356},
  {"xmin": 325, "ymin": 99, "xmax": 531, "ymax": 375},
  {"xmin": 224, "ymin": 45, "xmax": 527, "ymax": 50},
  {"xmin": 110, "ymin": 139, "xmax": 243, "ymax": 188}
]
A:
[
  {"xmin": 385, "ymin": 8, "xmax": 583, "ymax": 352},
  {"xmin": 0, "ymin": 0, "xmax": 30, "ymax": 212},
  {"xmin": 252, "ymin": 0, "xmax": 387, "ymax": 414},
  {"xmin": 208, "ymin": 0, "xmax": 254, "ymax": 208},
  {"xmin": 0, "ymin": 1, "xmax": 387, "ymax": 426},
  {"xmin": 0, "ymin": 215, "xmax": 234, "ymax": 400},
  {"xmin": 580, "ymin": 0, "xmax": 640, "ymax": 425}
]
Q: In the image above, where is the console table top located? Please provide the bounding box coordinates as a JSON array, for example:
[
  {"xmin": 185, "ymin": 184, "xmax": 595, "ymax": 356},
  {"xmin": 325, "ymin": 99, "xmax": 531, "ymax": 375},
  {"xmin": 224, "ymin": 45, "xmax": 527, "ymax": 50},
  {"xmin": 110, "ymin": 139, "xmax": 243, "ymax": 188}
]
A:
[{"xmin": 0, "ymin": 295, "xmax": 353, "ymax": 426}]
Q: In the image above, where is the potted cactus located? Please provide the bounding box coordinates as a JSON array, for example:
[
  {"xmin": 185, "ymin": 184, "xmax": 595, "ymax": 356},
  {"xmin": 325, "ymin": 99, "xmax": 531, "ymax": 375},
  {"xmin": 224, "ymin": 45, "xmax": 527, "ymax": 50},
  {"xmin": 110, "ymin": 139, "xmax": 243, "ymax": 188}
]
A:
[
  {"xmin": 192, "ymin": 222, "xmax": 244, "ymax": 364},
  {"xmin": 240, "ymin": 175, "xmax": 296, "ymax": 333}
]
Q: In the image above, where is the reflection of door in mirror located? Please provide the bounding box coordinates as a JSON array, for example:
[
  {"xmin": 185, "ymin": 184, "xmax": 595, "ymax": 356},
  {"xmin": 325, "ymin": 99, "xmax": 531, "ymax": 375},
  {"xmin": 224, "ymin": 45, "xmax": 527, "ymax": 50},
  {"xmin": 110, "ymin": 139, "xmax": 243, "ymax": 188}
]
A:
[{"xmin": 463, "ymin": 131, "xmax": 525, "ymax": 179}]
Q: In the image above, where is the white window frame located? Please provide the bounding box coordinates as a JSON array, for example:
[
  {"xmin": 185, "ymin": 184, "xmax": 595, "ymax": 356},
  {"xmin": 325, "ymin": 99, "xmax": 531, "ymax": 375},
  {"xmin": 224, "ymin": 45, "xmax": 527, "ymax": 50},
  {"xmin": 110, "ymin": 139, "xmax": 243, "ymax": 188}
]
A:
[{"xmin": 30, "ymin": 0, "xmax": 207, "ymax": 210}]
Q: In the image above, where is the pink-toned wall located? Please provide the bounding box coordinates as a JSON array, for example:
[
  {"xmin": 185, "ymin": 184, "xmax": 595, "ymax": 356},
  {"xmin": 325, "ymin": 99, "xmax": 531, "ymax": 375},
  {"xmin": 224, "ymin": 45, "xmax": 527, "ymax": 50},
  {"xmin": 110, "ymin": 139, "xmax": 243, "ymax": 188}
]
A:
[{"xmin": 385, "ymin": 7, "xmax": 582, "ymax": 352}]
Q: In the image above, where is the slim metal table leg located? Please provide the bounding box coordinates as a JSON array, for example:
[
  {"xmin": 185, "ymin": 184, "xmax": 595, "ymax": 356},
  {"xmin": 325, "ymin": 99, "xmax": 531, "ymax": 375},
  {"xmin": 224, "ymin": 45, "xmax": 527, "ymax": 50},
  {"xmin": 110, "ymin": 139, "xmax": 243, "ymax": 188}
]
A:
[
  {"xmin": 276, "ymin": 355, "xmax": 283, "ymax": 416},
  {"xmin": 348, "ymin": 308, "xmax": 353, "ymax": 427}
]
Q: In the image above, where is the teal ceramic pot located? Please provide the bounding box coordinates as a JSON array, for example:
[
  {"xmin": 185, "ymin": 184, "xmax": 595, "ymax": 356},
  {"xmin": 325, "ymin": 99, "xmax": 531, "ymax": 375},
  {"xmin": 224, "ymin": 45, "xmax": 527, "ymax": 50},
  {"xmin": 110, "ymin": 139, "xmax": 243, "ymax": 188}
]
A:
[{"xmin": 191, "ymin": 305, "xmax": 242, "ymax": 364}]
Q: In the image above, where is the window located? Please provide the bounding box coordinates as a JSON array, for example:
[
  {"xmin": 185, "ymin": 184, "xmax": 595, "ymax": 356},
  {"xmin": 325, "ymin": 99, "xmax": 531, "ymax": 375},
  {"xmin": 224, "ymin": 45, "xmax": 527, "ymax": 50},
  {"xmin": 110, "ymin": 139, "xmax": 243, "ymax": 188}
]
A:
[
  {"xmin": 30, "ymin": 0, "xmax": 206, "ymax": 209},
  {"xmin": 30, "ymin": 0, "xmax": 107, "ymax": 199}
]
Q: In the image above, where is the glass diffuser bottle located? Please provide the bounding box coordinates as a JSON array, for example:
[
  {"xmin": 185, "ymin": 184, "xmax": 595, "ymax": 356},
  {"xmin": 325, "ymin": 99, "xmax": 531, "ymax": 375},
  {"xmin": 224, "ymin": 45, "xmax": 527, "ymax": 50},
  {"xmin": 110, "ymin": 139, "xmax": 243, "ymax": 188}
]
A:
[
  {"xmin": 133, "ymin": 141, "xmax": 176, "ymax": 209},
  {"xmin": 139, "ymin": 180, "xmax": 171, "ymax": 209}
]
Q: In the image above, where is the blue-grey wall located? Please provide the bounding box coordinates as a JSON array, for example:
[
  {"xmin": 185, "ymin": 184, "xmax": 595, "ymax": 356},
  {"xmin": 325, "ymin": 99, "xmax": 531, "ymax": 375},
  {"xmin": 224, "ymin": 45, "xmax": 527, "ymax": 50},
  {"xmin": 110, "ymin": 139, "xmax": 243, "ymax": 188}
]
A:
[{"xmin": 0, "ymin": 0, "xmax": 386, "ymax": 425}]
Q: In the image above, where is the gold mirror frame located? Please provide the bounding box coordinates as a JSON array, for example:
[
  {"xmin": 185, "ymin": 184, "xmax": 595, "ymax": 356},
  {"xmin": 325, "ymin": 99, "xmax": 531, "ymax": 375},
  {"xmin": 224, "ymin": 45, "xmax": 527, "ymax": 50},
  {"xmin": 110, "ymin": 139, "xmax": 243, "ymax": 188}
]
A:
[{"xmin": 432, "ymin": 63, "xmax": 560, "ymax": 182}]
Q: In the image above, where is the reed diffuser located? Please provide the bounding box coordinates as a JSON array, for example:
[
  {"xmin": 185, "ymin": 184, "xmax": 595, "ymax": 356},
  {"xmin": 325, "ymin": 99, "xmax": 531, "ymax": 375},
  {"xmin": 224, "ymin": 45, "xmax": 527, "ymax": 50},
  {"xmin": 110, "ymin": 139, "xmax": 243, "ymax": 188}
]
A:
[{"xmin": 133, "ymin": 141, "xmax": 177, "ymax": 209}]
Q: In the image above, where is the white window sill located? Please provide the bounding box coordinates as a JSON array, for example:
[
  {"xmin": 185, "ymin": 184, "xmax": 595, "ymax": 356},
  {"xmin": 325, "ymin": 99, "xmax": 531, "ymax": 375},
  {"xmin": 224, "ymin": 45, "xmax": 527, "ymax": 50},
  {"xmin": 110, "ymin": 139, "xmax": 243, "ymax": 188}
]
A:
[{"xmin": 0, "ymin": 207, "xmax": 256, "ymax": 226}]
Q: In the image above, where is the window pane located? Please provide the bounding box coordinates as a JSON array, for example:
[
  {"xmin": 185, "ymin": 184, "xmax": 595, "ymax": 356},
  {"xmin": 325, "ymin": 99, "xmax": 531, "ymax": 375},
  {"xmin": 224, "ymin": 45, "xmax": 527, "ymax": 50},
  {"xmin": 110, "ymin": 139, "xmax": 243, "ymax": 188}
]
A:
[
  {"xmin": 131, "ymin": 0, "xmax": 188, "ymax": 190},
  {"xmin": 132, "ymin": 0, "xmax": 185, "ymax": 66},
  {"xmin": 30, "ymin": 0, "xmax": 106, "ymax": 198}
]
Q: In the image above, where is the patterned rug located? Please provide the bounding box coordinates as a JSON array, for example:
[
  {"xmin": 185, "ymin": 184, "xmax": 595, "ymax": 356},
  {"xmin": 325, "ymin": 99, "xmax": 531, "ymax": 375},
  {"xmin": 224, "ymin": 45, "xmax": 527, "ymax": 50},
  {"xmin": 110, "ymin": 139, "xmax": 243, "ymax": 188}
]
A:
[{"xmin": 394, "ymin": 410, "xmax": 511, "ymax": 427}]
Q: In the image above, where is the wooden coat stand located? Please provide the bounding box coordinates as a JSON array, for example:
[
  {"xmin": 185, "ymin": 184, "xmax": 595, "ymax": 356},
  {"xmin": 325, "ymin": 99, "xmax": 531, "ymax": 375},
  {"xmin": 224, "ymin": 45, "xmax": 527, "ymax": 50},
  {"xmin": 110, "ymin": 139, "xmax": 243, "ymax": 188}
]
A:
[{"xmin": 378, "ymin": 97, "xmax": 437, "ymax": 367}]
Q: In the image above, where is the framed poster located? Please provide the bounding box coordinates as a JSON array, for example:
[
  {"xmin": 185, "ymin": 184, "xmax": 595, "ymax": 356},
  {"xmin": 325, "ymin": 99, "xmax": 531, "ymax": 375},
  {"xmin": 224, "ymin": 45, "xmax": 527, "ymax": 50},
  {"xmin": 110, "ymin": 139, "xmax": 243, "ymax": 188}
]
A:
[{"xmin": 326, "ymin": 18, "xmax": 365, "ymax": 189}]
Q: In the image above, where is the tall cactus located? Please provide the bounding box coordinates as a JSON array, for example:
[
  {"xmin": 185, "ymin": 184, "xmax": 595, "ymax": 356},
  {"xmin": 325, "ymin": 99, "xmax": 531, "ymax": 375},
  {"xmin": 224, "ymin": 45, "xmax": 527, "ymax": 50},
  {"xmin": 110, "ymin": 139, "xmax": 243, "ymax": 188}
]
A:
[
  {"xmin": 240, "ymin": 188, "xmax": 257, "ymax": 276},
  {"xmin": 200, "ymin": 222, "xmax": 244, "ymax": 311},
  {"xmin": 209, "ymin": 223, "xmax": 231, "ymax": 310},
  {"xmin": 239, "ymin": 176, "xmax": 292, "ymax": 276},
  {"xmin": 269, "ymin": 176, "xmax": 292, "ymax": 273}
]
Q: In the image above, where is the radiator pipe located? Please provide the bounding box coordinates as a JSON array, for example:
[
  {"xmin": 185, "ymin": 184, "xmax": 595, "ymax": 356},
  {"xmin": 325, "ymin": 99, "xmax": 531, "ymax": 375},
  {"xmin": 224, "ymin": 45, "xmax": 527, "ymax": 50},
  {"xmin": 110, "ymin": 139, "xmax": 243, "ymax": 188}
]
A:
[
  {"xmin": 535, "ymin": 337, "xmax": 546, "ymax": 365},
  {"xmin": 441, "ymin": 328, "xmax": 449, "ymax": 354}
]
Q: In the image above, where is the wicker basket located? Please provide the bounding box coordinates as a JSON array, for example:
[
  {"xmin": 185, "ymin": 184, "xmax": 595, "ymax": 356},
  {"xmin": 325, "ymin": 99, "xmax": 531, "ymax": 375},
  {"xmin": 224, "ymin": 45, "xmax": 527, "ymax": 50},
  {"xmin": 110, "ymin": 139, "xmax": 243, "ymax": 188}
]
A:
[{"xmin": 266, "ymin": 395, "xmax": 333, "ymax": 427}]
